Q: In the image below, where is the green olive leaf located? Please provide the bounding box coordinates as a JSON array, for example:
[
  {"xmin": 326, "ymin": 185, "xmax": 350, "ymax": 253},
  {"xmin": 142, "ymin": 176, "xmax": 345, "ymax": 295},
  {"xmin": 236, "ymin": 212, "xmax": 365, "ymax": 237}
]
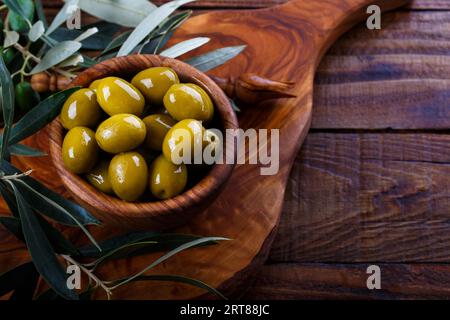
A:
[
  {"xmin": 2, "ymin": 0, "xmax": 28, "ymax": 17},
  {"xmin": 8, "ymin": 263, "xmax": 39, "ymax": 300},
  {"xmin": 77, "ymin": 0, "xmax": 156, "ymax": 28},
  {"xmin": 9, "ymin": 144, "xmax": 47, "ymax": 157},
  {"xmin": 34, "ymin": 0, "xmax": 48, "ymax": 29},
  {"xmin": 57, "ymin": 54, "xmax": 84, "ymax": 68},
  {"xmin": 111, "ymin": 237, "xmax": 229, "ymax": 289},
  {"xmin": 11, "ymin": 178, "xmax": 101, "ymax": 250},
  {"xmin": 8, "ymin": 87, "xmax": 79, "ymax": 145},
  {"xmin": 5, "ymin": 0, "xmax": 34, "ymax": 32},
  {"xmin": 6, "ymin": 181, "xmax": 79, "ymax": 300},
  {"xmin": 1, "ymin": 161, "xmax": 100, "ymax": 227},
  {"xmin": 160, "ymin": 37, "xmax": 210, "ymax": 58},
  {"xmin": 30, "ymin": 41, "xmax": 82, "ymax": 74},
  {"xmin": 3, "ymin": 30, "xmax": 20, "ymax": 48},
  {"xmin": 100, "ymin": 30, "xmax": 132, "ymax": 56},
  {"xmin": 28, "ymin": 21, "xmax": 45, "ymax": 42},
  {"xmin": 78, "ymin": 231, "xmax": 158, "ymax": 257},
  {"xmin": 79, "ymin": 54, "xmax": 97, "ymax": 68},
  {"xmin": 185, "ymin": 45, "xmax": 246, "ymax": 72},
  {"xmin": 117, "ymin": 0, "xmax": 195, "ymax": 57},
  {"xmin": 0, "ymin": 181, "xmax": 20, "ymax": 218},
  {"xmin": 145, "ymin": 11, "xmax": 192, "ymax": 54},
  {"xmin": 89, "ymin": 241, "xmax": 157, "ymax": 270},
  {"xmin": 0, "ymin": 55, "xmax": 14, "ymax": 160},
  {"xmin": 52, "ymin": 21, "xmax": 120, "ymax": 51},
  {"xmin": 0, "ymin": 262, "xmax": 36, "ymax": 298},
  {"xmin": 46, "ymin": 0, "xmax": 79, "ymax": 35},
  {"xmin": 0, "ymin": 215, "xmax": 23, "ymax": 240}
]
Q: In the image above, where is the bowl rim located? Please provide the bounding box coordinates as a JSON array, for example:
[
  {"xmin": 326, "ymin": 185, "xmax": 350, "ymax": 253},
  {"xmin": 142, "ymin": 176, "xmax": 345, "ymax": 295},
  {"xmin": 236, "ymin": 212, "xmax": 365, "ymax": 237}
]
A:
[{"xmin": 48, "ymin": 54, "xmax": 238, "ymax": 220}]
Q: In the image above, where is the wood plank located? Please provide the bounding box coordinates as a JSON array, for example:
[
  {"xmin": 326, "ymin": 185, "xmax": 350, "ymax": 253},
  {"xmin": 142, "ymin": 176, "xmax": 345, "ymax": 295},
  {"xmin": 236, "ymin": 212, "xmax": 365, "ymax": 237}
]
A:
[
  {"xmin": 41, "ymin": 0, "xmax": 450, "ymax": 10},
  {"xmin": 270, "ymin": 133, "xmax": 450, "ymax": 263},
  {"xmin": 312, "ymin": 11, "xmax": 450, "ymax": 129},
  {"xmin": 243, "ymin": 263, "xmax": 450, "ymax": 299}
]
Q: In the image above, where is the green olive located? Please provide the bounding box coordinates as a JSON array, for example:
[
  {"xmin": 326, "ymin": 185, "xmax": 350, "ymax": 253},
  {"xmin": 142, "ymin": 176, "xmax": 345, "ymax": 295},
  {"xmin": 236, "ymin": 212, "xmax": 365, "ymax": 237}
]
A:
[
  {"xmin": 131, "ymin": 67, "xmax": 179, "ymax": 105},
  {"xmin": 95, "ymin": 114, "xmax": 146, "ymax": 154},
  {"xmin": 203, "ymin": 129, "xmax": 222, "ymax": 162},
  {"xmin": 162, "ymin": 119, "xmax": 204, "ymax": 164},
  {"xmin": 86, "ymin": 160, "xmax": 113, "ymax": 194},
  {"xmin": 149, "ymin": 154, "xmax": 187, "ymax": 200},
  {"xmin": 89, "ymin": 79, "xmax": 102, "ymax": 92},
  {"xmin": 142, "ymin": 114, "xmax": 176, "ymax": 151},
  {"xmin": 60, "ymin": 89, "xmax": 101, "ymax": 130},
  {"xmin": 109, "ymin": 152, "xmax": 148, "ymax": 201},
  {"xmin": 62, "ymin": 127, "xmax": 99, "ymax": 174},
  {"xmin": 163, "ymin": 83, "xmax": 214, "ymax": 122},
  {"xmin": 96, "ymin": 77, "xmax": 145, "ymax": 116}
]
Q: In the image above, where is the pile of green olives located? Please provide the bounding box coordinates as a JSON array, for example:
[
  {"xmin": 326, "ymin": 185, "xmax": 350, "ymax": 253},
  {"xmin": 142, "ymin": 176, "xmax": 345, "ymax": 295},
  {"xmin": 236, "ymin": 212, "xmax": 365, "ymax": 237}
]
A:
[{"xmin": 60, "ymin": 67, "xmax": 219, "ymax": 202}]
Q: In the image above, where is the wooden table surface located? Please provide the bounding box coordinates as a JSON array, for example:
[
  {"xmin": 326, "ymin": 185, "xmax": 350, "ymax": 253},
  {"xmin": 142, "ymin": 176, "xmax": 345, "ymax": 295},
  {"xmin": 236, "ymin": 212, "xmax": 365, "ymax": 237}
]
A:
[{"xmin": 34, "ymin": 0, "xmax": 450, "ymax": 299}]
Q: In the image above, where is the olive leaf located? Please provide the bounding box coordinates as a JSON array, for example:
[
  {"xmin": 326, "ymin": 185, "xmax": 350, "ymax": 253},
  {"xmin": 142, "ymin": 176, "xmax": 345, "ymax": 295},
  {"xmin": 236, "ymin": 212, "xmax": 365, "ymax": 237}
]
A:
[
  {"xmin": 34, "ymin": 0, "xmax": 48, "ymax": 29},
  {"xmin": 46, "ymin": 0, "xmax": 79, "ymax": 36},
  {"xmin": 0, "ymin": 262, "xmax": 37, "ymax": 298},
  {"xmin": 100, "ymin": 30, "xmax": 132, "ymax": 56},
  {"xmin": 73, "ymin": 27, "xmax": 99, "ymax": 43},
  {"xmin": 52, "ymin": 21, "xmax": 120, "ymax": 51},
  {"xmin": 111, "ymin": 237, "xmax": 229, "ymax": 289},
  {"xmin": 57, "ymin": 54, "xmax": 84, "ymax": 68},
  {"xmin": 79, "ymin": 55, "xmax": 97, "ymax": 68},
  {"xmin": 77, "ymin": 0, "xmax": 156, "ymax": 28},
  {"xmin": 139, "ymin": 11, "xmax": 192, "ymax": 55},
  {"xmin": 0, "ymin": 215, "xmax": 23, "ymax": 240},
  {"xmin": 78, "ymin": 231, "xmax": 157, "ymax": 257},
  {"xmin": 88, "ymin": 241, "xmax": 157, "ymax": 270},
  {"xmin": 0, "ymin": 204, "xmax": 78, "ymax": 256},
  {"xmin": 185, "ymin": 45, "xmax": 246, "ymax": 72},
  {"xmin": 150, "ymin": 11, "xmax": 192, "ymax": 54},
  {"xmin": 1, "ymin": 161, "xmax": 100, "ymax": 227},
  {"xmin": 28, "ymin": 21, "xmax": 45, "ymax": 42},
  {"xmin": 0, "ymin": 182, "xmax": 19, "ymax": 218},
  {"xmin": 117, "ymin": 0, "xmax": 195, "ymax": 57},
  {"xmin": 128, "ymin": 275, "xmax": 226, "ymax": 299},
  {"xmin": 8, "ymin": 263, "xmax": 39, "ymax": 300},
  {"xmin": 229, "ymin": 98, "xmax": 241, "ymax": 112},
  {"xmin": 7, "ymin": 87, "xmax": 79, "ymax": 145},
  {"xmin": 0, "ymin": 56, "xmax": 14, "ymax": 160},
  {"xmin": 6, "ymin": 181, "xmax": 79, "ymax": 300},
  {"xmin": 160, "ymin": 37, "xmax": 210, "ymax": 58},
  {"xmin": 30, "ymin": 41, "xmax": 82, "ymax": 74},
  {"xmin": 5, "ymin": 0, "xmax": 34, "ymax": 32},
  {"xmin": 2, "ymin": 0, "xmax": 29, "ymax": 18},
  {"xmin": 9, "ymin": 144, "xmax": 47, "ymax": 157},
  {"xmin": 3, "ymin": 31, "xmax": 20, "ymax": 48},
  {"xmin": 11, "ymin": 178, "xmax": 101, "ymax": 250}
]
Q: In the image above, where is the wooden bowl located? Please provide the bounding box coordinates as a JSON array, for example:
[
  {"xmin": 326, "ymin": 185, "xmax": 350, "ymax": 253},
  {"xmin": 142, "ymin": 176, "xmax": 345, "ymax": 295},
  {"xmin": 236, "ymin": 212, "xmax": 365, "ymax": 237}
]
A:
[{"xmin": 48, "ymin": 55, "xmax": 238, "ymax": 231}]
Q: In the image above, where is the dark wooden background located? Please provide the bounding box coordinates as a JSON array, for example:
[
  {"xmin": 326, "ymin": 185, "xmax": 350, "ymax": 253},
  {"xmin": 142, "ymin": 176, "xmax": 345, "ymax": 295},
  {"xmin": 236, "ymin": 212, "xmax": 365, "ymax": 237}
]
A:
[{"xmin": 39, "ymin": 0, "xmax": 450, "ymax": 299}]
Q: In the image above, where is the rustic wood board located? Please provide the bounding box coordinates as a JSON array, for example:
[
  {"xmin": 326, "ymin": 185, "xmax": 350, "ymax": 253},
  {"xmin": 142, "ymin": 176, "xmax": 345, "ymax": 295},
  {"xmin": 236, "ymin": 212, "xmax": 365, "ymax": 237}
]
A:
[
  {"xmin": 41, "ymin": 0, "xmax": 450, "ymax": 10},
  {"xmin": 244, "ymin": 2, "xmax": 450, "ymax": 299},
  {"xmin": 1, "ymin": 0, "xmax": 411, "ymax": 300}
]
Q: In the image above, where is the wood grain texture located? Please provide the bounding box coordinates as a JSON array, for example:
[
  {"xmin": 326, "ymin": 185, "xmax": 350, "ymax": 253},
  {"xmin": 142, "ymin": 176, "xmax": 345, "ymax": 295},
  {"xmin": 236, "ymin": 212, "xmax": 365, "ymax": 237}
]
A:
[
  {"xmin": 270, "ymin": 133, "xmax": 450, "ymax": 263},
  {"xmin": 243, "ymin": 263, "xmax": 450, "ymax": 300},
  {"xmin": 0, "ymin": 0, "xmax": 411, "ymax": 300},
  {"xmin": 312, "ymin": 10, "xmax": 450, "ymax": 129},
  {"xmin": 41, "ymin": 0, "xmax": 450, "ymax": 10}
]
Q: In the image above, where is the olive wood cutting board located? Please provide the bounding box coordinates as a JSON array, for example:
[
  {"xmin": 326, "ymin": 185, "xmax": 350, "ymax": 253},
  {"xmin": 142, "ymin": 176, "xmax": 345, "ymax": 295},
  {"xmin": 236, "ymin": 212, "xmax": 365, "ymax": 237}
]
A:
[{"xmin": 0, "ymin": 0, "xmax": 410, "ymax": 299}]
